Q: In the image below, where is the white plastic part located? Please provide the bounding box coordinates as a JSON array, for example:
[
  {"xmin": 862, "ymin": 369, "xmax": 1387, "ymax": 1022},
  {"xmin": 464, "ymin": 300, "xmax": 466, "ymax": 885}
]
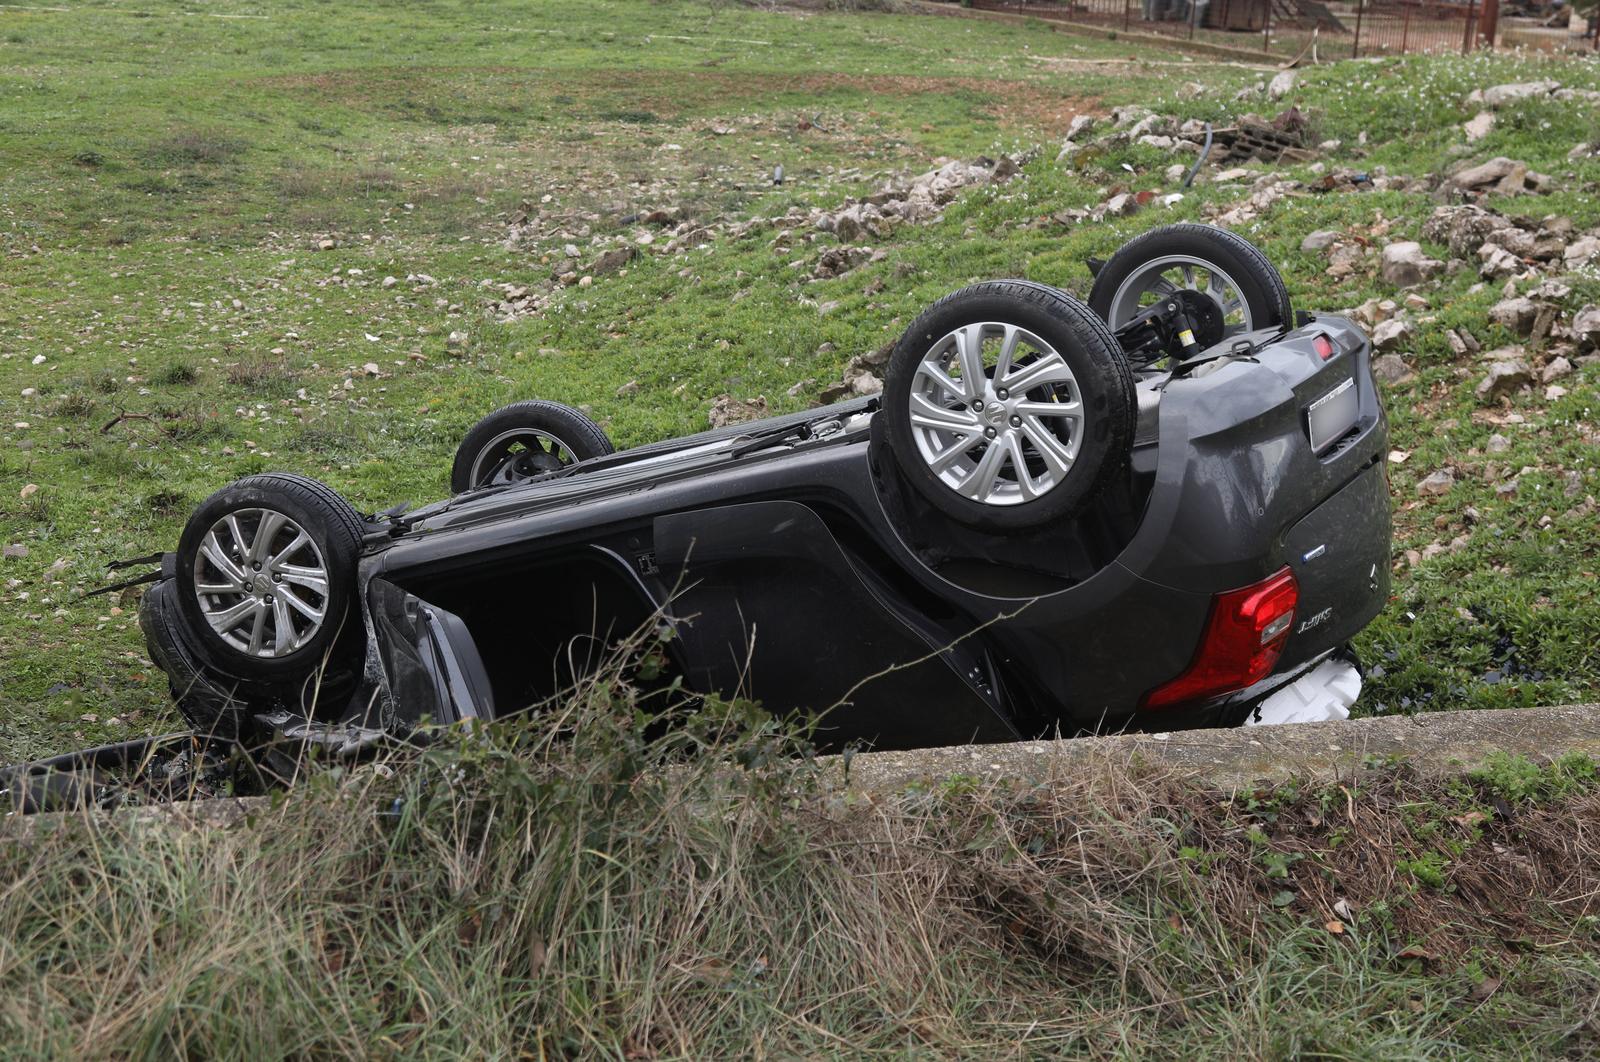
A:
[{"xmin": 1243, "ymin": 657, "xmax": 1362, "ymax": 727}]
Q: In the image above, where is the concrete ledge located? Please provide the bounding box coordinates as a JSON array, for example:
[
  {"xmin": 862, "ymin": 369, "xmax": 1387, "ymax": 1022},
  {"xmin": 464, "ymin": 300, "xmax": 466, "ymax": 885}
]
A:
[
  {"xmin": 10, "ymin": 707, "xmax": 1599, "ymax": 835},
  {"xmin": 832, "ymin": 704, "xmax": 1600, "ymax": 793}
]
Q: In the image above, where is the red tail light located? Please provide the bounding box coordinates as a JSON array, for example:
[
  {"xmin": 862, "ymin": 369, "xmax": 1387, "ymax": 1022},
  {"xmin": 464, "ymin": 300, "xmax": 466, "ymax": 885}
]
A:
[
  {"xmin": 1140, "ymin": 567, "xmax": 1299, "ymax": 710},
  {"xmin": 1313, "ymin": 333, "xmax": 1336, "ymax": 359}
]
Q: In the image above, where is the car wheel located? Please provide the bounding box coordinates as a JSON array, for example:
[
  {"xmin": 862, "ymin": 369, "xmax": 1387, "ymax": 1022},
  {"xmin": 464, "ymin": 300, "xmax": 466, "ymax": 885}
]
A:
[
  {"xmin": 450, "ymin": 399, "xmax": 614, "ymax": 493},
  {"xmin": 141, "ymin": 578, "xmax": 256, "ymax": 738},
  {"xmin": 881, "ymin": 280, "xmax": 1136, "ymax": 532},
  {"xmin": 1088, "ymin": 223, "xmax": 1293, "ymax": 337},
  {"xmin": 173, "ymin": 472, "xmax": 365, "ymax": 685}
]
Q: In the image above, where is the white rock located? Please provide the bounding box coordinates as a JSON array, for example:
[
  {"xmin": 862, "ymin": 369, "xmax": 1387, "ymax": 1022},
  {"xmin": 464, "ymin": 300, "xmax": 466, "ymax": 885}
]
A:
[
  {"xmin": 1476, "ymin": 360, "xmax": 1533, "ymax": 401},
  {"xmin": 1572, "ymin": 304, "xmax": 1600, "ymax": 343},
  {"xmin": 1473, "ymin": 80, "xmax": 1559, "ymax": 108},
  {"xmin": 1489, "ymin": 296, "xmax": 1537, "ymax": 335},
  {"xmin": 1370, "ymin": 318, "xmax": 1414, "ymax": 351},
  {"xmin": 1380, "ymin": 241, "xmax": 1443, "ymax": 287},
  {"xmin": 1268, "ymin": 69, "xmax": 1297, "ymax": 100},
  {"xmin": 1417, "ymin": 469, "xmax": 1455, "ymax": 496},
  {"xmin": 1564, "ymin": 236, "xmax": 1600, "ymax": 267},
  {"xmin": 1301, "ymin": 229, "xmax": 1339, "ymax": 253},
  {"xmin": 1463, "ymin": 112, "xmax": 1495, "ymax": 142}
]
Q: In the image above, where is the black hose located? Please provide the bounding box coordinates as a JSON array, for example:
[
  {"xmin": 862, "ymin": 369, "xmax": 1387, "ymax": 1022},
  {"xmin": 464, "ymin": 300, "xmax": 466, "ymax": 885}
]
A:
[{"xmin": 1181, "ymin": 122, "xmax": 1213, "ymax": 190}]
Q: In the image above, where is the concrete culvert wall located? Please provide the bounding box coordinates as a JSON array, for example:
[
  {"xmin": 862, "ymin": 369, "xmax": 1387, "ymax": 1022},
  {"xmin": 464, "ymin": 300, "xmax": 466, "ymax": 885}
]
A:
[{"xmin": 831, "ymin": 703, "xmax": 1600, "ymax": 793}]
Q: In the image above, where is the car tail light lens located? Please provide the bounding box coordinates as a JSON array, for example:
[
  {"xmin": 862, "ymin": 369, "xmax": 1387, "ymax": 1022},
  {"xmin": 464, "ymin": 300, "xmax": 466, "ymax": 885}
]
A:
[
  {"xmin": 1313, "ymin": 333, "xmax": 1336, "ymax": 359},
  {"xmin": 1140, "ymin": 567, "xmax": 1299, "ymax": 710}
]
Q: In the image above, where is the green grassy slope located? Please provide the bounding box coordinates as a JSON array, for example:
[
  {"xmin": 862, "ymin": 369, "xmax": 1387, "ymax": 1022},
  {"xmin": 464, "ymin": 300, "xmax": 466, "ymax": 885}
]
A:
[{"xmin": 2, "ymin": 0, "xmax": 1598, "ymax": 762}]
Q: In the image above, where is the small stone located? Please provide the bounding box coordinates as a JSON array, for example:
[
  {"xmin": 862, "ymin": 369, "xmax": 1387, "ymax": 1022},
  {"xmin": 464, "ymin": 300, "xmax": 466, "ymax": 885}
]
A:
[
  {"xmin": 1474, "ymin": 80, "xmax": 1559, "ymax": 108},
  {"xmin": 31, "ymin": 354, "xmax": 46, "ymax": 365},
  {"xmin": 317, "ymin": 238, "xmax": 336, "ymax": 251},
  {"xmin": 1065, "ymin": 114, "xmax": 1095, "ymax": 141},
  {"xmin": 382, "ymin": 276, "xmax": 398, "ymax": 288},
  {"xmin": 1380, "ymin": 241, "xmax": 1444, "ymax": 287},
  {"xmin": 1489, "ymin": 296, "xmax": 1538, "ymax": 336},
  {"xmin": 1370, "ymin": 318, "xmax": 1414, "ymax": 352},
  {"xmin": 1372, "ymin": 354, "xmax": 1414, "ymax": 386},
  {"xmin": 1542, "ymin": 356, "xmax": 1572, "ymax": 383},
  {"xmin": 18, "ymin": 483, "xmax": 38, "ymax": 500},
  {"xmin": 1463, "ymin": 112, "xmax": 1495, "ymax": 142},
  {"xmin": 446, "ymin": 331, "xmax": 467, "ymax": 349},
  {"xmin": 1565, "ymin": 237, "xmax": 1600, "ymax": 268},
  {"xmin": 1486, "ymin": 433, "xmax": 1511, "ymax": 453},
  {"xmin": 578, "ymin": 275, "xmax": 593, "ymax": 288},
  {"xmin": 362, "ymin": 362, "xmax": 381, "ymax": 376},
  {"xmin": 589, "ymin": 246, "xmax": 637, "ymax": 275},
  {"xmin": 1105, "ymin": 193, "xmax": 1137, "ymax": 216},
  {"xmin": 849, "ymin": 372, "xmax": 883, "ymax": 396},
  {"xmin": 1301, "ymin": 229, "xmax": 1339, "ymax": 253},
  {"xmin": 1545, "ymin": 384, "xmax": 1568, "ymax": 401},
  {"xmin": 1572, "ymin": 304, "xmax": 1600, "ymax": 344},
  {"xmin": 615, "ymin": 379, "xmax": 640, "ymax": 398},
  {"xmin": 1416, "ymin": 469, "xmax": 1455, "ymax": 497},
  {"xmin": 20, "ymin": 387, "xmax": 36, "ymax": 398},
  {"xmin": 1476, "ymin": 360, "xmax": 1533, "ymax": 401},
  {"xmin": 1268, "ymin": 69, "xmax": 1297, "ymax": 99}
]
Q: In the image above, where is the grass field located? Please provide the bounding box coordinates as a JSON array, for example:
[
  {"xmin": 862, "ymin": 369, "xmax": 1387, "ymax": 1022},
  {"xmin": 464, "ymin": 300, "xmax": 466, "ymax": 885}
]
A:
[{"xmin": 2, "ymin": 0, "xmax": 1599, "ymax": 766}]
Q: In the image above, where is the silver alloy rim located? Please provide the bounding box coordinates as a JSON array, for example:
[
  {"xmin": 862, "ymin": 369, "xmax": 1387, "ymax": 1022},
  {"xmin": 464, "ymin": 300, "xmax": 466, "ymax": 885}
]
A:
[
  {"xmin": 470, "ymin": 428, "xmax": 577, "ymax": 487},
  {"xmin": 192, "ymin": 508, "xmax": 329, "ymax": 658},
  {"xmin": 907, "ymin": 321, "xmax": 1085, "ymax": 507},
  {"xmin": 1105, "ymin": 253, "xmax": 1253, "ymax": 336}
]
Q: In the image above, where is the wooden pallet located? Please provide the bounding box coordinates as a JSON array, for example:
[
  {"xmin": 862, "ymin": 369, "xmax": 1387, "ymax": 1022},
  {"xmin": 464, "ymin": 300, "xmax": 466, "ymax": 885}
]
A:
[{"xmin": 1211, "ymin": 118, "xmax": 1318, "ymax": 164}]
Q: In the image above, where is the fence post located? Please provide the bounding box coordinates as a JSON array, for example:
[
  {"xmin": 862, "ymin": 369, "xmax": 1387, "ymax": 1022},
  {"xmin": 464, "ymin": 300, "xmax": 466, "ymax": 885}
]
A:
[
  {"xmin": 1124, "ymin": 0, "xmax": 1131, "ymax": 32},
  {"xmin": 1262, "ymin": 0, "xmax": 1271, "ymax": 51},
  {"xmin": 1352, "ymin": 0, "xmax": 1364, "ymax": 57},
  {"xmin": 1400, "ymin": 2, "xmax": 1411, "ymax": 51},
  {"xmin": 1462, "ymin": 0, "xmax": 1477, "ymax": 51},
  {"xmin": 1479, "ymin": 0, "xmax": 1499, "ymax": 48}
]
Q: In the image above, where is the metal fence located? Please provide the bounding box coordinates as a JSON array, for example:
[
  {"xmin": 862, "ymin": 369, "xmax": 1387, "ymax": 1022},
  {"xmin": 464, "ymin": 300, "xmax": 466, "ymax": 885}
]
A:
[{"xmin": 966, "ymin": 0, "xmax": 1488, "ymax": 58}]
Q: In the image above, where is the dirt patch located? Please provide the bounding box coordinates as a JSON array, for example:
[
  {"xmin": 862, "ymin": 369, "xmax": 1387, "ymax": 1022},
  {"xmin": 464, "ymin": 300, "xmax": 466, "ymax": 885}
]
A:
[{"xmin": 257, "ymin": 66, "xmax": 1096, "ymax": 135}]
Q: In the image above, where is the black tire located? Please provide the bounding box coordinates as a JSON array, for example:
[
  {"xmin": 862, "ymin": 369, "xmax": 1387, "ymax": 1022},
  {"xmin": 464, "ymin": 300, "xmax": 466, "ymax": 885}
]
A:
[
  {"xmin": 1087, "ymin": 223, "xmax": 1292, "ymax": 334},
  {"xmin": 141, "ymin": 578, "xmax": 257, "ymax": 738},
  {"xmin": 173, "ymin": 472, "xmax": 365, "ymax": 685},
  {"xmin": 881, "ymin": 281, "xmax": 1136, "ymax": 532},
  {"xmin": 450, "ymin": 399, "xmax": 614, "ymax": 494}
]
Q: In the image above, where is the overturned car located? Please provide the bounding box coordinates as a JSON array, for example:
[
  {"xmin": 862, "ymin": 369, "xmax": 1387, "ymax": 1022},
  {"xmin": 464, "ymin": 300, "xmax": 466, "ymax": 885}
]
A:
[{"xmin": 110, "ymin": 226, "xmax": 1398, "ymax": 765}]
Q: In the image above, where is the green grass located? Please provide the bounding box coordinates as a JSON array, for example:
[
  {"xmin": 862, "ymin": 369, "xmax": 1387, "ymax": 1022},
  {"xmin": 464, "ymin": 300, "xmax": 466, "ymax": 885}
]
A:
[{"xmin": 2, "ymin": 0, "xmax": 1599, "ymax": 765}]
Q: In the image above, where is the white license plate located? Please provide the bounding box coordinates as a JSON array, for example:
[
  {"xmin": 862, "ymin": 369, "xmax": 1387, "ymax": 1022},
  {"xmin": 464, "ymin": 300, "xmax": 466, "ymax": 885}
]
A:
[{"xmin": 1307, "ymin": 377, "xmax": 1359, "ymax": 453}]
